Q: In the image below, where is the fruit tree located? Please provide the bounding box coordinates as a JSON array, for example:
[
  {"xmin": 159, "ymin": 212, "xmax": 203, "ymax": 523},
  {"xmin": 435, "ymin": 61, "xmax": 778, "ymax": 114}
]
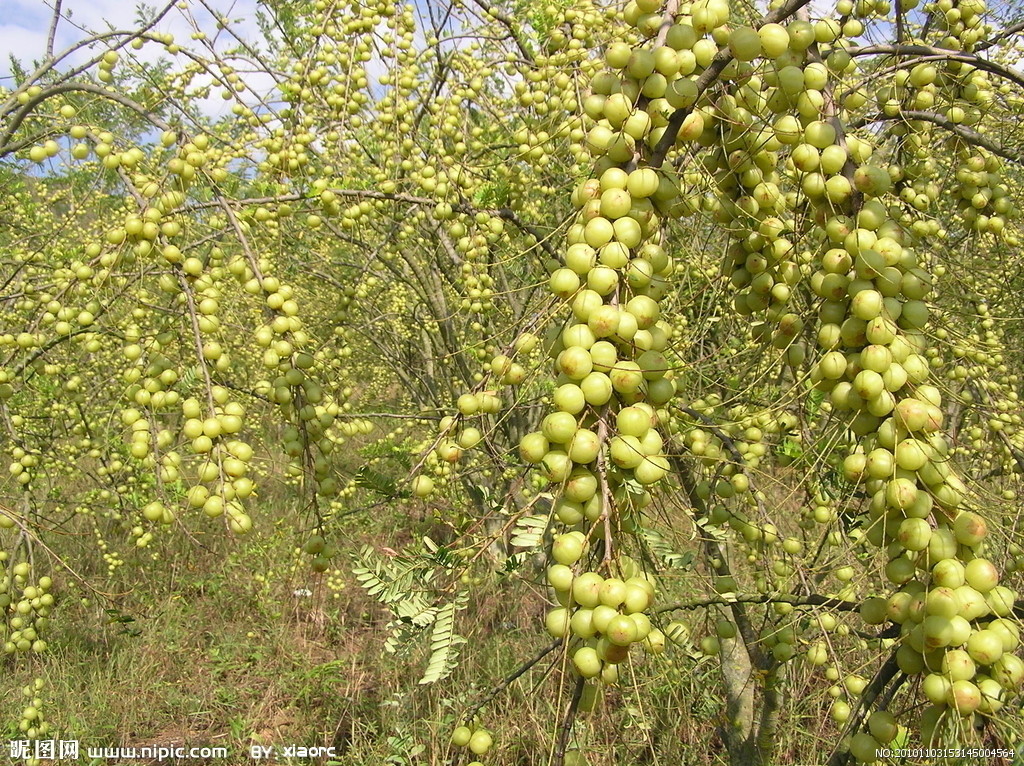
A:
[{"xmin": 2, "ymin": 0, "xmax": 1024, "ymax": 763}]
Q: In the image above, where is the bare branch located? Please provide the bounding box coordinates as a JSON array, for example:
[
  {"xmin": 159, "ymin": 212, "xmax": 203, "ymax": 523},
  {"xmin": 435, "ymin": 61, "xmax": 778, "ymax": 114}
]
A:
[
  {"xmin": 825, "ymin": 653, "xmax": 903, "ymax": 766},
  {"xmin": 554, "ymin": 676, "xmax": 585, "ymax": 766},
  {"xmin": 658, "ymin": 592, "xmax": 861, "ymax": 613},
  {"xmin": 465, "ymin": 639, "xmax": 561, "ymax": 720},
  {"xmin": 46, "ymin": 0, "xmax": 64, "ymax": 59}
]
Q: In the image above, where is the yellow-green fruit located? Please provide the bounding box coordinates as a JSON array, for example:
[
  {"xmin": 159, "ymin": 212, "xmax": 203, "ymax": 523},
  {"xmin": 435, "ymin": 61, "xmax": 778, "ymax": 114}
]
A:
[
  {"xmin": 605, "ymin": 614, "xmax": 638, "ymax": 646},
  {"xmin": 552, "ymin": 533, "xmax": 585, "ymax": 565},
  {"xmin": 545, "ymin": 608, "xmax": 571, "ymax": 638},
  {"xmin": 468, "ymin": 730, "xmax": 493, "ymax": 755},
  {"xmin": 411, "ymin": 475, "xmax": 434, "ymax": 497},
  {"xmin": 848, "ymin": 732, "xmax": 880, "ymax": 763},
  {"xmin": 573, "ymin": 646, "xmax": 602, "ymax": 678}
]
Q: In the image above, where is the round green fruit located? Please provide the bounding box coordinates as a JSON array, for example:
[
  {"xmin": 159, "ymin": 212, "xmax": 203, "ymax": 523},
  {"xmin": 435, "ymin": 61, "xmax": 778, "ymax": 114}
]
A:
[{"xmin": 468, "ymin": 730, "xmax": 493, "ymax": 756}]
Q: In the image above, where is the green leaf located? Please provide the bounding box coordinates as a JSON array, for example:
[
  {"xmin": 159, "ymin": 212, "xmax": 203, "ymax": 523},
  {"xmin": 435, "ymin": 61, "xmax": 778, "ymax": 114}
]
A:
[
  {"xmin": 510, "ymin": 513, "xmax": 548, "ymax": 549},
  {"xmin": 419, "ymin": 595, "xmax": 468, "ymax": 685},
  {"xmin": 779, "ymin": 438, "xmax": 803, "ymax": 459},
  {"xmin": 641, "ymin": 528, "xmax": 696, "ymax": 569}
]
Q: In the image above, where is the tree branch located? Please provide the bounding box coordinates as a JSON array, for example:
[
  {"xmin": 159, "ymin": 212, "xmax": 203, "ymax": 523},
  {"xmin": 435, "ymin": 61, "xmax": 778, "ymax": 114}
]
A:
[
  {"xmin": 658, "ymin": 592, "xmax": 861, "ymax": 613},
  {"xmin": 45, "ymin": 0, "xmax": 63, "ymax": 59},
  {"xmin": 465, "ymin": 0, "xmax": 533, "ymax": 62},
  {"xmin": 554, "ymin": 676, "xmax": 585, "ymax": 766},
  {"xmin": 848, "ymin": 43, "xmax": 1024, "ymax": 91},
  {"xmin": 465, "ymin": 639, "xmax": 561, "ymax": 720},
  {"xmin": 0, "ymin": 82, "xmax": 173, "ymax": 158},
  {"xmin": 0, "ymin": 0, "xmax": 178, "ymax": 116},
  {"xmin": 850, "ymin": 110, "xmax": 1024, "ymax": 165},
  {"xmin": 826, "ymin": 653, "xmax": 903, "ymax": 766}
]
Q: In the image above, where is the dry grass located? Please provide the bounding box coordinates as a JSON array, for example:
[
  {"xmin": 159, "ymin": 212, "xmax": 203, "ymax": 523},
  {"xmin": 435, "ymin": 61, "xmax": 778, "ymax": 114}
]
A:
[{"xmin": 3, "ymin": 465, "xmax": 1017, "ymax": 766}]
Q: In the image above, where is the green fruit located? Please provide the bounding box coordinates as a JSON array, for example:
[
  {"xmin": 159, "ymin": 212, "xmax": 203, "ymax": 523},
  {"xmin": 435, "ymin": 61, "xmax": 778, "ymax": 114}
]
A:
[
  {"xmin": 573, "ymin": 572, "xmax": 604, "ymax": 608},
  {"xmin": 953, "ymin": 511, "xmax": 987, "ymax": 547},
  {"xmin": 966, "ymin": 629, "xmax": 1003, "ymax": 666},
  {"xmin": 830, "ymin": 699, "xmax": 851, "ymax": 724},
  {"xmin": 605, "ymin": 614, "xmax": 638, "ymax": 646},
  {"xmin": 540, "ymin": 450, "xmax": 572, "ymax": 482},
  {"xmin": 468, "ymin": 730, "xmax": 493, "ymax": 755},
  {"xmin": 592, "ymin": 604, "xmax": 617, "ymax": 634},
  {"xmin": 946, "ymin": 679, "xmax": 981, "ymax": 715},
  {"xmin": 411, "ymin": 476, "xmax": 434, "ymax": 497},
  {"xmin": 965, "ymin": 558, "xmax": 999, "ymax": 593},
  {"xmin": 573, "ymin": 647, "xmax": 602, "ymax": 678},
  {"xmin": 552, "ymin": 533, "xmax": 585, "ymax": 565},
  {"xmin": 547, "ymin": 564, "xmax": 574, "ymax": 593},
  {"xmin": 991, "ymin": 654, "xmax": 1024, "ymax": 688},
  {"xmin": 599, "ymin": 578, "xmax": 627, "ymax": 608},
  {"xmin": 568, "ymin": 429, "xmax": 601, "ymax": 464},
  {"xmin": 519, "ymin": 432, "xmax": 549, "ymax": 463},
  {"xmin": 545, "ymin": 608, "xmax": 571, "ymax": 638},
  {"xmin": 848, "ymin": 732, "xmax": 880, "ymax": 763},
  {"xmin": 609, "ymin": 435, "xmax": 644, "ymax": 469},
  {"xmin": 634, "ymin": 454, "xmax": 669, "ymax": 484},
  {"xmin": 571, "ymin": 608, "xmax": 597, "ymax": 639},
  {"xmin": 728, "ymin": 26, "xmax": 762, "ymax": 61},
  {"xmin": 550, "ymin": 268, "xmax": 581, "ymax": 298},
  {"xmin": 622, "ymin": 584, "xmax": 650, "ymax": 614}
]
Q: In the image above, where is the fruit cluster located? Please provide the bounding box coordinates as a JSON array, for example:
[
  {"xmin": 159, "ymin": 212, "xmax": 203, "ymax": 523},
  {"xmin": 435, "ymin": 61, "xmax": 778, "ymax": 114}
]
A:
[
  {"xmin": 1, "ymin": 564, "xmax": 53, "ymax": 656},
  {"xmin": 545, "ymin": 555, "xmax": 665, "ymax": 685},
  {"xmin": 18, "ymin": 677, "xmax": 51, "ymax": 766},
  {"xmin": 451, "ymin": 721, "xmax": 493, "ymax": 764}
]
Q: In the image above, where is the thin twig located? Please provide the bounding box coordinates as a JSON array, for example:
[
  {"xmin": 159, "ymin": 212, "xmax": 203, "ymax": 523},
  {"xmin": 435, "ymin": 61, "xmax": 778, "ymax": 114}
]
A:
[
  {"xmin": 465, "ymin": 639, "xmax": 561, "ymax": 720},
  {"xmin": 554, "ymin": 676, "xmax": 585, "ymax": 766},
  {"xmin": 825, "ymin": 653, "xmax": 903, "ymax": 766},
  {"xmin": 657, "ymin": 592, "xmax": 861, "ymax": 613},
  {"xmin": 45, "ymin": 0, "xmax": 63, "ymax": 59},
  {"xmin": 850, "ymin": 111, "xmax": 1024, "ymax": 166},
  {"xmin": 848, "ymin": 43, "xmax": 1024, "ymax": 90}
]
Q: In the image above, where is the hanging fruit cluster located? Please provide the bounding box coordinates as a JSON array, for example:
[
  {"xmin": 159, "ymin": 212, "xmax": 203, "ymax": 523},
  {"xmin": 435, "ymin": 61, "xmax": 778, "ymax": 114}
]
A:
[{"xmin": 518, "ymin": 0, "xmax": 1022, "ymax": 759}]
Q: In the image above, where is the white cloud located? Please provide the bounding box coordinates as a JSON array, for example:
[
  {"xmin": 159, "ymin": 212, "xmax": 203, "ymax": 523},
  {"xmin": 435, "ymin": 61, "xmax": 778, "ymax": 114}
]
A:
[{"xmin": 0, "ymin": 24, "xmax": 48, "ymax": 80}]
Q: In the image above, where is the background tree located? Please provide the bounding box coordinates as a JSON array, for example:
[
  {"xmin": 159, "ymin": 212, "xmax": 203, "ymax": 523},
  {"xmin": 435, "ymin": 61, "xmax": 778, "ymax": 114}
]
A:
[{"xmin": 1, "ymin": 0, "xmax": 1024, "ymax": 764}]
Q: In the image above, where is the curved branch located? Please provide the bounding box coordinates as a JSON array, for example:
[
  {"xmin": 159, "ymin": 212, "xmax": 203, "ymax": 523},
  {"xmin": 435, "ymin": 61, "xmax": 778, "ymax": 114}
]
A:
[
  {"xmin": 0, "ymin": 82, "xmax": 173, "ymax": 157},
  {"xmin": 1, "ymin": 0, "xmax": 178, "ymax": 115},
  {"xmin": 976, "ymin": 19, "xmax": 1024, "ymax": 51},
  {"xmin": 848, "ymin": 43, "xmax": 1024, "ymax": 90},
  {"xmin": 850, "ymin": 110, "xmax": 1024, "ymax": 165},
  {"xmin": 658, "ymin": 592, "xmax": 861, "ymax": 613}
]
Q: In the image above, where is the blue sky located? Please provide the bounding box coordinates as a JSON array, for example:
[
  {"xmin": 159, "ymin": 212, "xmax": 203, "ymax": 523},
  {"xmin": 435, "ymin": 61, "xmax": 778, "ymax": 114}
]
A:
[{"xmin": 1, "ymin": 0, "xmax": 274, "ymax": 117}]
